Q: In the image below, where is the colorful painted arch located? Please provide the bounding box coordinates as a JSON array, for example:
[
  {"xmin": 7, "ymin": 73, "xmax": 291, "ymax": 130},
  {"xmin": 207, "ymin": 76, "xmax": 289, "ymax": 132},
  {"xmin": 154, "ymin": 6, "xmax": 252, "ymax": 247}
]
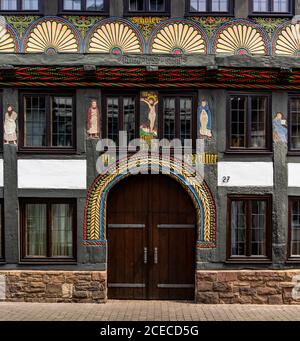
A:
[{"xmin": 83, "ymin": 154, "xmax": 217, "ymax": 248}]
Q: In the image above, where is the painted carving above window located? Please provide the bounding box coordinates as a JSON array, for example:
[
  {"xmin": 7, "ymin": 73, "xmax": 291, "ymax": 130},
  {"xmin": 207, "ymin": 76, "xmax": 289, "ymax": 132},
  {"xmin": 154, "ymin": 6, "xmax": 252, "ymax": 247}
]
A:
[{"xmin": 273, "ymin": 23, "xmax": 300, "ymax": 56}]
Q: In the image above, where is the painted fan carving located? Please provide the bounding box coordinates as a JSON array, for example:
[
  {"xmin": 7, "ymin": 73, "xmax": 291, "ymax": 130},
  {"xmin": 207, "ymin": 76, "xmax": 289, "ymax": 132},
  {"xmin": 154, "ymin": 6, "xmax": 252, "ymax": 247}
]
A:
[
  {"xmin": 151, "ymin": 23, "xmax": 205, "ymax": 54},
  {"xmin": 88, "ymin": 22, "xmax": 142, "ymax": 54},
  {"xmin": 275, "ymin": 24, "xmax": 300, "ymax": 55},
  {"xmin": 0, "ymin": 25, "xmax": 16, "ymax": 52},
  {"xmin": 216, "ymin": 24, "xmax": 266, "ymax": 55},
  {"xmin": 25, "ymin": 20, "xmax": 79, "ymax": 54}
]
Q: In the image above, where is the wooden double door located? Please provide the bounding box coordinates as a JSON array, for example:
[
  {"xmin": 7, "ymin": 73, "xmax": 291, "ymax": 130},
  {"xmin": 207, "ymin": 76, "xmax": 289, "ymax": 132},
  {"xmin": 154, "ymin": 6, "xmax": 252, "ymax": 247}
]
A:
[{"xmin": 107, "ymin": 175, "xmax": 196, "ymax": 300}]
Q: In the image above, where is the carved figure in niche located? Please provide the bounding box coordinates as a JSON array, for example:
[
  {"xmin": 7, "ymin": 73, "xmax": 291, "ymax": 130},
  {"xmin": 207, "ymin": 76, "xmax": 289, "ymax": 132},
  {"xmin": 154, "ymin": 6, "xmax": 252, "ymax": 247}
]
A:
[
  {"xmin": 140, "ymin": 92, "xmax": 158, "ymax": 135},
  {"xmin": 273, "ymin": 111, "xmax": 287, "ymax": 143},
  {"xmin": 4, "ymin": 105, "xmax": 17, "ymax": 145},
  {"xmin": 87, "ymin": 99, "xmax": 100, "ymax": 138},
  {"xmin": 198, "ymin": 98, "xmax": 212, "ymax": 139}
]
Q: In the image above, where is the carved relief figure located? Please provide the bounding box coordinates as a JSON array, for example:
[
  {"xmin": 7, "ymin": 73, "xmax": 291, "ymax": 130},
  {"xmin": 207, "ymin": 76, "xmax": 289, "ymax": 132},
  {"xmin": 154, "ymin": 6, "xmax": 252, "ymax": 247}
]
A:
[
  {"xmin": 198, "ymin": 98, "xmax": 212, "ymax": 139},
  {"xmin": 4, "ymin": 105, "xmax": 17, "ymax": 145},
  {"xmin": 87, "ymin": 99, "xmax": 100, "ymax": 138},
  {"xmin": 140, "ymin": 91, "xmax": 158, "ymax": 143},
  {"xmin": 273, "ymin": 111, "xmax": 287, "ymax": 143}
]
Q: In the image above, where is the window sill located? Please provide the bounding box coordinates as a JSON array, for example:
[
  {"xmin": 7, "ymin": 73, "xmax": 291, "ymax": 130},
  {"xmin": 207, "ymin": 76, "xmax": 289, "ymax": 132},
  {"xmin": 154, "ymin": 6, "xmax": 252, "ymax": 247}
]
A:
[
  {"xmin": 224, "ymin": 150, "xmax": 273, "ymax": 156},
  {"xmin": 20, "ymin": 258, "xmax": 77, "ymax": 265},
  {"xmin": 185, "ymin": 13, "xmax": 234, "ymax": 17},
  {"xmin": 286, "ymin": 258, "xmax": 300, "ymax": 264},
  {"xmin": 59, "ymin": 11, "xmax": 109, "ymax": 16},
  {"xmin": 248, "ymin": 13, "xmax": 294, "ymax": 18},
  {"xmin": 287, "ymin": 151, "xmax": 300, "ymax": 157},
  {"xmin": 225, "ymin": 257, "xmax": 272, "ymax": 264},
  {"xmin": 124, "ymin": 12, "xmax": 170, "ymax": 16},
  {"xmin": 0, "ymin": 11, "xmax": 42, "ymax": 15},
  {"xmin": 18, "ymin": 148, "xmax": 77, "ymax": 155}
]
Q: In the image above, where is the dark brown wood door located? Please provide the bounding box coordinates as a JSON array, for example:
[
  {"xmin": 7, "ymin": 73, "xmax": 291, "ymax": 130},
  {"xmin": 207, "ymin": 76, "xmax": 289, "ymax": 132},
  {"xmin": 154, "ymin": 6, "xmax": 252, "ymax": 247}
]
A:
[{"xmin": 107, "ymin": 175, "xmax": 196, "ymax": 300}]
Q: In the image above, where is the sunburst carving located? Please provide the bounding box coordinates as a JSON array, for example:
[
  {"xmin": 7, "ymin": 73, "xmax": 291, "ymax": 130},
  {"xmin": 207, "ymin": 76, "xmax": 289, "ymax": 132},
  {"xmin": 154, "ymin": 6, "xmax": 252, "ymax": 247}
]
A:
[
  {"xmin": 151, "ymin": 23, "xmax": 206, "ymax": 54},
  {"xmin": 24, "ymin": 20, "xmax": 79, "ymax": 54},
  {"xmin": 275, "ymin": 23, "xmax": 300, "ymax": 55},
  {"xmin": 215, "ymin": 24, "xmax": 266, "ymax": 55},
  {"xmin": 87, "ymin": 22, "xmax": 142, "ymax": 54},
  {"xmin": 0, "ymin": 25, "xmax": 16, "ymax": 52}
]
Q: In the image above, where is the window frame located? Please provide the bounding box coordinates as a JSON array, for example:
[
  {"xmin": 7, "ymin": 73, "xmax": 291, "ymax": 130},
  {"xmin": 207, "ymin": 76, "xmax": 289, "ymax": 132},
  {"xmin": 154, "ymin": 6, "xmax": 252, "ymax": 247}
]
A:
[
  {"xmin": 288, "ymin": 197, "xmax": 300, "ymax": 262},
  {"xmin": 59, "ymin": 0, "xmax": 109, "ymax": 15},
  {"xmin": 0, "ymin": 201, "xmax": 4, "ymax": 262},
  {"xmin": 185, "ymin": 0, "xmax": 234, "ymax": 16},
  {"xmin": 226, "ymin": 92, "xmax": 272, "ymax": 154},
  {"xmin": 20, "ymin": 198, "xmax": 77, "ymax": 263},
  {"xmin": 226, "ymin": 194, "xmax": 272, "ymax": 263},
  {"xmin": 249, "ymin": 0, "xmax": 294, "ymax": 17},
  {"xmin": 19, "ymin": 90, "xmax": 76, "ymax": 154},
  {"xmin": 0, "ymin": 0, "xmax": 43, "ymax": 14},
  {"xmin": 124, "ymin": 0, "xmax": 171, "ymax": 16},
  {"xmin": 158, "ymin": 91, "xmax": 198, "ymax": 148},
  {"xmin": 0, "ymin": 91, "xmax": 2, "ymax": 152},
  {"xmin": 288, "ymin": 95, "xmax": 300, "ymax": 154}
]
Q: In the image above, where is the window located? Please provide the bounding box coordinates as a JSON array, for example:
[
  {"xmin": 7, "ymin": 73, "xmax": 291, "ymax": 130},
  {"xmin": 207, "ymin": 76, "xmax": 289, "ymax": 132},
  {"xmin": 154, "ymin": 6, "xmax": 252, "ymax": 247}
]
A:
[
  {"xmin": 61, "ymin": 0, "xmax": 108, "ymax": 12},
  {"xmin": 103, "ymin": 93, "xmax": 138, "ymax": 144},
  {"xmin": 0, "ymin": 203, "xmax": 3, "ymax": 260},
  {"xmin": 187, "ymin": 0, "xmax": 233, "ymax": 15},
  {"xmin": 21, "ymin": 199, "xmax": 76, "ymax": 262},
  {"xmin": 227, "ymin": 195, "xmax": 272, "ymax": 261},
  {"xmin": 161, "ymin": 94, "xmax": 196, "ymax": 145},
  {"xmin": 289, "ymin": 198, "xmax": 300, "ymax": 259},
  {"xmin": 227, "ymin": 93, "xmax": 271, "ymax": 152},
  {"xmin": 125, "ymin": 0, "xmax": 170, "ymax": 14},
  {"xmin": 250, "ymin": 0, "xmax": 293, "ymax": 15},
  {"xmin": 289, "ymin": 97, "xmax": 300, "ymax": 151},
  {"xmin": 0, "ymin": 0, "xmax": 40, "ymax": 11},
  {"xmin": 20, "ymin": 93, "xmax": 75, "ymax": 152}
]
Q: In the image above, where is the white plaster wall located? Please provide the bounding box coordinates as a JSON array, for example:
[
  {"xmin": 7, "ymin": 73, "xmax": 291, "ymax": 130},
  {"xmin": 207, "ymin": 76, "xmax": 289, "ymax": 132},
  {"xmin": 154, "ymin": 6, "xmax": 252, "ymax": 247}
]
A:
[
  {"xmin": 0, "ymin": 159, "xmax": 3, "ymax": 187},
  {"xmin": 288, "ymin": 163, "xmax": 300, "ymax": 187},
  {"xmin": 218, "ymin": 162, "xmax": 273, "ymax": 187},
  {"xmin": 18, "ymin": 160, "xmax": 86, "ymax": 189}
]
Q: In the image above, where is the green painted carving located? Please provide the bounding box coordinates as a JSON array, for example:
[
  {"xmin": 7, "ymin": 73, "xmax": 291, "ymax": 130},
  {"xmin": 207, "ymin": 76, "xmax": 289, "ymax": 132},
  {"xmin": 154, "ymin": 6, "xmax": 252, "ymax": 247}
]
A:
[
  {"xmin": 5, "ymin": 16, "xmax": 40, "ymax": 38},
  {"xmin": 252, "ymin": 17, "xmax": 286, "ymax": 38},
  {"xmin": 129, "ymin": 17, "xmax": 167, "ymax": 40},
  {"xmin": 191, "ymin": 17, "xmax": 231, "ymax": 38},
  {"xmin": 63, "ymin": 15, "xmax": 103, "ymax": 38}
]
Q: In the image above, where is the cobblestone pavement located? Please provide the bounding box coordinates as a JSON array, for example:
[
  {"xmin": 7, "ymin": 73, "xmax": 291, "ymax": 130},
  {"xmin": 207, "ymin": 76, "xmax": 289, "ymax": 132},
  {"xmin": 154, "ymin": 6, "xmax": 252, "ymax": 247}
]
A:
[{"xmin": 0, "ymin": 301, "xmax": 300, "ymax": 321}]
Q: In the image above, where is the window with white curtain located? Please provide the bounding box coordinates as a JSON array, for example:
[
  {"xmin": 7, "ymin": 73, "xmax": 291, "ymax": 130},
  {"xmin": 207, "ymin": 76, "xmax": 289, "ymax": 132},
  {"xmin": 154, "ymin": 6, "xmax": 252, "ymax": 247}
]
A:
[{"xmin": 251, "ymin": 0, "xmax": 291, "ymax": 13}]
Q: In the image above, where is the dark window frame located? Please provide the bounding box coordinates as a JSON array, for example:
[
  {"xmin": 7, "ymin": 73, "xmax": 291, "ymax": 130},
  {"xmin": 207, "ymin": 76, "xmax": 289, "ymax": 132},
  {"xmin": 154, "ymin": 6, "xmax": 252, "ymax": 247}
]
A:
[
  {"xmin": 288, "ymin": 197, "xmax": 300, "ymax": 262},
  {"xmin": 185, "ymin": 0, "xmax": 234, "ymax": 16},
  {"xmin": 0, "ymin": 201, "xmax": 4, "ymax": 262},
  {"xmin": 20, "ymin": 198, "xmax": 77, "ymax": 264},
  {"xmin": 59, "ymin": 0, "xmax": 109, "ymax": 15},
  {"xmin": 124, "ymin": 0, "xmax": 171, "ymax": 16},
  {"xmin": 249, "ymin": 0, "xmax": 294, "ymax": 17},
  {"xmin": 102, "ymin": 91, "xmax": 140, "ymax": 145},
  {"xmin": 288, "ymin": 95, "xmax": 300, "ymax": 154},
  {"xmin": 226, "ymin": 194, "xmax": 272, "ymax": 263},
  {"xmin": 158, "ymin": 91, "xmax": 198, "ymax": 149},
  {"xmin": 19, "ymin": 90, "xmax": 76, "ymax": 154},
  {"xmin": 226, "ymin": 92, "xmax": 272, "ymax": 154},
  {"xmin": 0, "ymin": 0, "xmax": 43, "ymax": 14}
]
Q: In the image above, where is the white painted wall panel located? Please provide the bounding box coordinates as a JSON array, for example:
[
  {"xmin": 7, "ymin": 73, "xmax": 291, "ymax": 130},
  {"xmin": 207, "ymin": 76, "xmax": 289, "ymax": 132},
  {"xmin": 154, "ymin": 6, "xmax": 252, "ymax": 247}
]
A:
[
  {"xmin": 218, "ymin": 162, "xmax": 273, "ymax": 187},
  {"xmin": 18, "ymin": 160, "xmax": 86, "ymax": 189},
  {"xmin": 288, "ymin": 163, "xmax": 300, "ymax": 187},
  {"xmin": 0, "ymin": 159, "xmax": 3, "ymax": 187}
]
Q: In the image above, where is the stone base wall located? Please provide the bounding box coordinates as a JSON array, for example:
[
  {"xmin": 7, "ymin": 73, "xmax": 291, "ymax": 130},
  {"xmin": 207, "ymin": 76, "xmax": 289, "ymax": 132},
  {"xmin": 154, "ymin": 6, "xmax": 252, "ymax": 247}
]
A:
[
  {"xmin": 196, "ymin": 270, "xmax": 300, "ymax": 304},
  {"xmin": 0, "ymin": 271, "xmax": 107, "ymax": 303}
]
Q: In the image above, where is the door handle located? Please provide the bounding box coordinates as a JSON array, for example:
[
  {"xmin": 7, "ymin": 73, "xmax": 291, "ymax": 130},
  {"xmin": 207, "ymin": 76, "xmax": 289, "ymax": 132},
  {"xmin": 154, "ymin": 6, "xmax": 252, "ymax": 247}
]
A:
[
  {"xmin": 144, "ymin": 247, "xmax": 148, "ymax": 264},
  {"xmin": 154, "ymin": 247, "xmax": 158, "ymax": 264}
]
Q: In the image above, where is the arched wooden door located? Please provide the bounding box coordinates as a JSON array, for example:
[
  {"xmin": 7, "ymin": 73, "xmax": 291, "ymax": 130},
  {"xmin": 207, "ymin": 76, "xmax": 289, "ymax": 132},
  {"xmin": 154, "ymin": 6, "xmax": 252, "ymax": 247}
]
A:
[{"xmin": 107, "ymin": 174, "xmax": 196, "ymax": 300}]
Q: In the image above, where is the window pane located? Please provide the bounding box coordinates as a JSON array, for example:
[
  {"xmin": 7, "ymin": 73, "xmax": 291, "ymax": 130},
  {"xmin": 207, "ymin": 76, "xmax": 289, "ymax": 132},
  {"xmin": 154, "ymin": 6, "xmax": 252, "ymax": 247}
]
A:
[
  {"xmin": 273, "ymin": 0, "xmax": 289, "ymax": 12},
  {"xmin": 231, "ymin": 201, "xmax": 246, "ymax": 256},
  {"xmin": 63, "ymin": 0, "xmax": 81, "ymax": 10},
  {"xmin": 51, "ymin": 97, "xmax": 73, "ymax": 147},
  {"xmin": 149, "ymin": 0, "xmax": 165, "ymax": 11},
  {"xmin": 250, "ymin": 96, "xmax": 267, "ymax": 148},
  {"xmin": 290, "ymin": 98, "xmax": 300, "ymax": 150},
  {"xmin": 230, "ymin": 96, "xmax": 246, "ymax": 148},
  {"xmin": 291, "ymin": 200, "xmax": 300, "ymax": 256},
  {"xmin": 22, "ymin": 0, "xmax": 38, "ymax": 10},
  {"xmin": 253, "ymin": 0, "xmax": 268, "ymax": 11},
  {"xmin": 86, "ymin": 0, "xmax": 104, "ymax": 10},
  {"xmin": 107, "ymin": 97, "xmax": 119, "ymax": 142},
  {"xmin": 26, "ymin": 204, "xmax": 47, "ymax": 257},
  {"xmin": 51, "ymin": 204, "xmax": 73, "ymax": 257},
  {"xmin": 0, "ymin": 205, "xmax": 2, "ymax": 258},
  {"xmin": 163, "ymin": 97, "xmax": 176, "ymax": 140},
  {"xmin": 190, "ymin": 0, "xmax": 206, "ymax": 11},
  {"xmin": 24, "ymin": 95, "xmax": 46, "ymax": 147},
  {"xmin": 251, "ymin": 201, "xmax": 266, "ymax": 256},
  {"xmin": 180, "ymin": 98, "xmax": 192, "ymax": 143},
  {"xmin": 1, "ymin": 0, "xmax": 17, "ymax": 10},
  {"xmin": 124, "ymin": 97, "xmax": 136, "ymax": 143},
  {"xmin": 212, "ymin": 0, "xmax": 228, "ymax": 12},
  {"xmin": 129, "ymin": 0, "xmax": 144, "ymax": 11}
]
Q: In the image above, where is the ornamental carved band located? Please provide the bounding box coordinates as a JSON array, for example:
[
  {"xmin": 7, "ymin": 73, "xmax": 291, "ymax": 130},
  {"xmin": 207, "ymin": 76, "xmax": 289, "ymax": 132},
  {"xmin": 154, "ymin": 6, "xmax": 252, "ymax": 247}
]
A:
[
  {"xmin": 83, "ymin": 155, "xmax": 217, "ymax": 249},
  {"xmin": 2, "ymin": 16, "xmax": 300, "ymax": 56}
]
